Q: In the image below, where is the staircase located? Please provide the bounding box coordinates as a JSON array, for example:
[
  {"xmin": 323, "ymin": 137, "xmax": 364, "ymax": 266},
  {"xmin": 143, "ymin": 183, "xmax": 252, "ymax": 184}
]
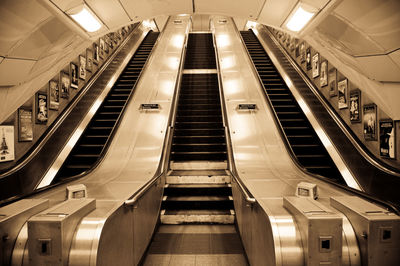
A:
[
  {"xmin": 162, "ymin": 33, "xmax": 233, "ymax": 224},
  {"xmin": 53, "ymin": 31, "xmax": 159, "ymax": 182},
  {"xmin": 240, "ymin": 30, "xmax": 344, "ymax": 183}
]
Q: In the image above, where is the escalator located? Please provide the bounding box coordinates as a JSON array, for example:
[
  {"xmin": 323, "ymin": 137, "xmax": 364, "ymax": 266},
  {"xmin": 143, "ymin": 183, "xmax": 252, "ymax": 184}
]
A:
[
  {"xmin": 240, "ymin": 30, "xmax": 345, "ymax": 184},
  {"xmin": 142, "ymin": 33, "xmax": 247, "ymax": 265},
  {"xmin": 53, "ymin": 31, "xmax": 159, "ymax": 182}
]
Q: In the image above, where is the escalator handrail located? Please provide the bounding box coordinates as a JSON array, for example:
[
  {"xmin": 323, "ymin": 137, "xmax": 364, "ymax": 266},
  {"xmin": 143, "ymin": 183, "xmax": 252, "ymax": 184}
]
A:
[
  {"xmin": 210, "ymin": 18, "xmax": 256, "ymax": 205},
  {"xmin": 264, "ymin": 25, "xmax": 400, "ymax": 178},
  {"xmin": 248, "ymin": 27, "xmax": 400, "ymax": 215},
  {"xmin": 125, "ymin": 17, "xmax": 190, "ymax": 206},
  {"xmin": 0, "ymin": 23, "xmax": 140, "ymax": 179}
]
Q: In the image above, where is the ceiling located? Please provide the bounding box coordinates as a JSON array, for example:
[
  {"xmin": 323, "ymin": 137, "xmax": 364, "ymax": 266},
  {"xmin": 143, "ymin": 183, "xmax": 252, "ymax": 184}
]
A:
[{"xmin": 0, "ymin": 0, "xmax": 399, "ymax": 94}]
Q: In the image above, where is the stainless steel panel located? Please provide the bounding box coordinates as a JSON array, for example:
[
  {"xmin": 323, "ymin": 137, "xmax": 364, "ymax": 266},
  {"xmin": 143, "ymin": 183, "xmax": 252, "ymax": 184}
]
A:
[
  {"xmin": 0, "ymin": 199, "xmax": 48, "ymax": 266},
  {"xmin": 28, "ymin": 199, "xmax": 95, "ymax": 266},
  {"xmin": 284, "ymin": 197, "xmax": 342, "ymax": 266},
  {"xmin": 331, "ymin": 196, "xmax": 400, "ymax": 266}
]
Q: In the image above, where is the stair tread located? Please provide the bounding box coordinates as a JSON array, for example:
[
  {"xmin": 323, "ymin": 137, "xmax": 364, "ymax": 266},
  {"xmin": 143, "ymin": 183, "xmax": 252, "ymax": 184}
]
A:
[{"xmin": 165, "ymin": 196, "xmax": 231, "ymax": 201}]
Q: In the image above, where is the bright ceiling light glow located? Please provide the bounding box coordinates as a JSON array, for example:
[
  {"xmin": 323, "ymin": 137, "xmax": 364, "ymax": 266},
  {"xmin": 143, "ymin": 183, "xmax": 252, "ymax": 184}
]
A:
[
  {"xmin": 69, "ymin": 6, "xmax": 101, "ymax": 32},
  {"xmin": 286, "ymin": 6, "xmax": 315, "ymax": 32},
  {"xmin": 246, "ymin": 20, "xmax": 258, "ymax": 29}
]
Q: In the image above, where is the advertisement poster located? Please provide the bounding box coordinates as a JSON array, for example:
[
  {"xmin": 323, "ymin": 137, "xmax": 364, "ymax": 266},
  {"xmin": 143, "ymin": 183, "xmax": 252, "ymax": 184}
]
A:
[
  {"xmin": 79, "ymin": 55, "xmax": 86, "ymax": 80},
  {"xmin": 320, "ymin": 61, "xmax": 328, "ymax": 87},
  {"xmin": 0, "ymin": 125, "xmax": 15, "ymax": 162},
  {"xmin": 35, "ymin": 92, "xmax": 48, "ymax": 124},
  {"xmin": 86, "ymin": 49, "xmax": 93, "ymax": 72},
  {"xmin": 70, "ymin": 63, "xmax": 78, "ymax": 89},
  {"xmin": 380, "ymin": 120, "xmax": 395, "ymax": 159},
  {"xmin": 300, "ymin": 42, "xmax": 305, "ymax": 63},
  {"xmin": 328, "ymin": 68, "xmax": 337, "ymax": 97},
  {"xmin": 349, "ymin": 90, "xmax": 361, "ymax": 123},
  {"xmin": 363, "ymin": 104, "xmax": 377, "ymax": 140},
  {"xmin": 99, "ymin": 38, "xmax": 105, "ymax": 58},
  {"xmin": 49, "ymin": 80, "xmax": 59, "ymax": 110},
  {"xmin": 18, "ymin": 108, "xmax": 33, "ymax": 142},
  {"xmin": 306, "ymin": 47, "xmax": 311, "ymax": 70},
  {"xmin": 312, "ymin": 53, "xmax": 320, "ymax": 78},
  {"xmin": 93, "ymin": 43, "xmax": 99, "ymax": 64},
  {"xmin": 338, "ymin": 79, "xmax": 348, "ymax": 109},
  {"xmin": 295, "ymin": 43, "xmax": 300, "ymax": 57},
  {"xmin": 60, "ymin": 72, "xmax": 70, "ymax": 98}
]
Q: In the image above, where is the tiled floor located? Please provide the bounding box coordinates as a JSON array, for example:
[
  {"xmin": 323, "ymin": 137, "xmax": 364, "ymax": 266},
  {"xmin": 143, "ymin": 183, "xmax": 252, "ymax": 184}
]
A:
[{"xmin": 142, "ymin": 225, "xmax": 248, "ymax": 266}]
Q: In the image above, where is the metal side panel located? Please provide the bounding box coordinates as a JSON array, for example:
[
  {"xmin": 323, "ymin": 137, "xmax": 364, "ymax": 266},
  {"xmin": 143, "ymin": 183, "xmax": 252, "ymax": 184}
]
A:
[{"xmin": 0, "ymin": 199, "xmax": 49, "ymax": 266}]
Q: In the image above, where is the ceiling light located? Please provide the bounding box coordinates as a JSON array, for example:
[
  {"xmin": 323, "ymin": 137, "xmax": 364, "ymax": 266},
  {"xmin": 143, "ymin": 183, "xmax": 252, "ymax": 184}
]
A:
[
  {"xmin": 68, "ymin": 5, "xmax": 102, "ymax": 33},
  {"xmin": 286, "ymin": 4, "xmax": 315, "ymax": 32}
]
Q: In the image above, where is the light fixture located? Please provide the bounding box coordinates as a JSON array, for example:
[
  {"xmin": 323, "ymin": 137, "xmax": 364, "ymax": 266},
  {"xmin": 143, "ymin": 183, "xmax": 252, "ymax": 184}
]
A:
[
  {"xmin": 285, "ymin": 3, "xmax": 316, "ymax": 32},
  {"xmin": 68, "ymin": 4, "xmax": 102, "ymax": 33},
  {"xmin": 245, "ymin": 20, "xmax": 258, "ymax": 29}
]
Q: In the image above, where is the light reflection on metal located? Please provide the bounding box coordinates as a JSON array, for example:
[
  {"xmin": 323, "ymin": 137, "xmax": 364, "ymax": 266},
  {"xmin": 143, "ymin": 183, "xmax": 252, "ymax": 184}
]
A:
[
  {"xmin": 220, "ymin": 56, "xmax": 235, "ymax": 69},
  {"xmin": 171, "ymin": 34, "xmax": 185, "ymax": 48},
  {"xmin": 216, "ymin": 34, "xmax": 231, "ymax": 48}
]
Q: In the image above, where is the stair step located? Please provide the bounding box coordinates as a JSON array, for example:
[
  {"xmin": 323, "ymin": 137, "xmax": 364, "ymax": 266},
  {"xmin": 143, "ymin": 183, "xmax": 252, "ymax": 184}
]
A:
[{"xmin": 160, "ymin": 209, "xmax": 234, "ymax": 224}]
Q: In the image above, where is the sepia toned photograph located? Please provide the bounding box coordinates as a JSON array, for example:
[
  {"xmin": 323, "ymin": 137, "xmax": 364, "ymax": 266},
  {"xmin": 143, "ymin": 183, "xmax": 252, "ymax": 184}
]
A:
[
  {"xmin": 70, "ymin": 62, "xmax": 78, "ymax": 89},
  {"xmin": 349, "ymin": 90, "xmax": 361, "ymax": 123},
  {"xmin": 380, "ymin": 120, "xmax": 395, "ymax": 159},
  {"xmin": 49, "ymin": 80, "xmax": 59, "ymax": 110},
  {"xmin": 328, "ymin": 68, "xmax": 337, "ymax": 97},
  {"xmin": 300, "ymin": 42, "xmax": 306, "ymax": 63},
  {"xmin": 35, "ymin": 92, "xmax": 48, "ymax": 124},
  {"xmin": 99, "ymin": 38, "xmax": 105, "ymax": 58},
  {"xmin": 60, "ymin": 72, "xmax": 70, "ymax": 98},
  {"xmin": 18, "ymin": 108, "xmax": 33, "ymax": 142},
  {"xmin": 312, "ymin": 53, "xmax": 320, "ymax": 78},
  {"xmin": 295, "ymin": 42, "xmax": 300, "ymax": 57},
  {"xmin": 363, "ymin": 103, "xmax": 377, "ymax": 140},
  {"xmin": 338, "ymin": 79, "xmax": 348, "ymax": 109},
  {"xmin": 93, "ymin": 42, "xmax": 99, "ymax": 64},
  {"xmin": 320, "ymin": 61, "xmax": 328, "ymax": 87},
  {"xmin": 79, "ymin": 55, "xmax": 86, "ymax": 80},
  {"xmin": 0, "ymin": 125, "xmax": 15, "ymax": 162}
]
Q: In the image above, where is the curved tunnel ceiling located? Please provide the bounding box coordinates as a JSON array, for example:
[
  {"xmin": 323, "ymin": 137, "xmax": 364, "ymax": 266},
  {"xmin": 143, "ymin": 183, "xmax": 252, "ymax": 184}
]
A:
[{"xmin": 0, "ymin": 0, "xmax": 400, "ymax": 89}]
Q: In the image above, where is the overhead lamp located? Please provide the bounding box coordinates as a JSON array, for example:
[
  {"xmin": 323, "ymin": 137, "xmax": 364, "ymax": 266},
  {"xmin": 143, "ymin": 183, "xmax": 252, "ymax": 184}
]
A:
[
  {"xmin": 285, "ymin": 3, "xmax": 316, "ymax": 32},
  {"xmin": 68, "ymin": 4, "xmax": 102, "ymax": 33}
]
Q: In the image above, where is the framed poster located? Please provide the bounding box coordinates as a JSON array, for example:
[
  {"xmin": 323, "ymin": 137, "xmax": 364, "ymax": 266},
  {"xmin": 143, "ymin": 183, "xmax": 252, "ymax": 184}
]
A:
[
  {"xmin": 320, "ymin": 61, "xmax": 328, "ymax": 87},
  {"xmin": 86, "ymin": 49, "xmax": 93, "ymax": 72},
  {"xmin": 60, "ymin": 72, "xmax": 70, "ymax": 99},
  {"xmin": 363, "ymin": 104, "xmax": 377, "ymax": 140},
  {"xmin": 312, "ymin": 53, "xmax": 320, "ymax": 78},
  {"xmin": 18, "ymin": 108, "xmax": 33, "ymax": 142},
  {"xmin": 35, "ymin": 92, "xmax": 48, "ymax": 124},
  {"xmin": 295, "ymin": 43, "xmax": 300, "ymax": 57},
  {"xmin": 328, "ymin": 68, "xmax": 337, "ymax": 97},
  {"xmin": 306, "ymin": 47, "xmax": 311, "ymax": 70},
  {"xmin": 93, "ymin": 43, "xmax": 99, "ymax": 64},
  {"xmin": 349, "ymin": 90, "xmax": 361, "ymax": 123},
  {"xmin": 380, "ymin": 120, "xmax": 395, "ymax": 159},
  {"xmin": 338, "ymin": 79, "xmax": 348, "ymax": 109},
  {"xmin": 300, "ymin": 42, "xmax": 306, "ymax": 63},
  {"xmin": 0, "ymin": 125, "xmax": 15, "ymax": 162},
  {"xmin": 99, "ymin": 38, "xmax": 105, "ymax": 58},
  {"xmin": 70, "ymin": 63, "xmax": 78, "ymax": 89},
  {"xmin": 49, "ymin": 80, "xmax": 59, "ymax": 110},
  {"xmin": 79, "ymin": 55, "xmax": 86, "ymax": 80}
]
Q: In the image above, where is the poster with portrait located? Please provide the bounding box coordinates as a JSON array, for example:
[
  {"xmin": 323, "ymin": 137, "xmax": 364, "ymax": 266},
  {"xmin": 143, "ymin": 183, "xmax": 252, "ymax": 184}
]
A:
[
  {"xmin": 0, "ymin": 125, "xmax": 15, "ymax": 162},
  {"xmin": 380, "ymin": 120, "xmax": 395, "ymax": 159},
  {"xmin": 49, "ymin": 80, "xmax": 59, "ymax": 110},
  {"xmin": 18, "ymin": 108, "xmax": 33, "ymax": 142},
  {"xmin": 79, "ymin": 55, "xmax": 86, "ymax": 80},
  {"xmin": 300, "ymin": 42, "xmax": 306, "ymax": 63},
  {"xmin": 320, "ymin": 61, "xmax": 328, "ymax": 87},
  {"xmin": 35, "ymin": 92, "xmax": 48, "ymax": 124},
  {"xmin": 338, "ymin": 79, "xmax": 348, "ymax": 109},
  {"xmin": 86, "ymin": 49, "xmax": 93, "ymax": 72},
  {"xmin": 60, "ymin": 72, "xmax": 70, "ymax": 99},
  {"xmin": 328, "ymin": 68, "xmax": 337, "ymax": 97},
  {"xmin": 70, "ymin": 63, "xmax": 78, "ymax": 89},
  {"xmin": 99, "ymin": 38, "xmax": 105, "ymax": 58},
  {"xmin": 306, "ymin": 48, "xmax": 311, "ymax": 70},
  {"xmin": 349, "ymin": 90, "xmax": 361, "ymax": 123},
  {"xmin": 363, "ymin": 104, "xmax": 377, "ymax": 140},
  {"xmin": 295, "ymin": 43, "xmax": 300, "ymax": 57},
  {"xmin": 312, "ymin": 53, "xmax": 320, "ymax": 78},
  {"xmin": 93, "ymin": 43, "xmax": 99, "ymax": 64}
]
